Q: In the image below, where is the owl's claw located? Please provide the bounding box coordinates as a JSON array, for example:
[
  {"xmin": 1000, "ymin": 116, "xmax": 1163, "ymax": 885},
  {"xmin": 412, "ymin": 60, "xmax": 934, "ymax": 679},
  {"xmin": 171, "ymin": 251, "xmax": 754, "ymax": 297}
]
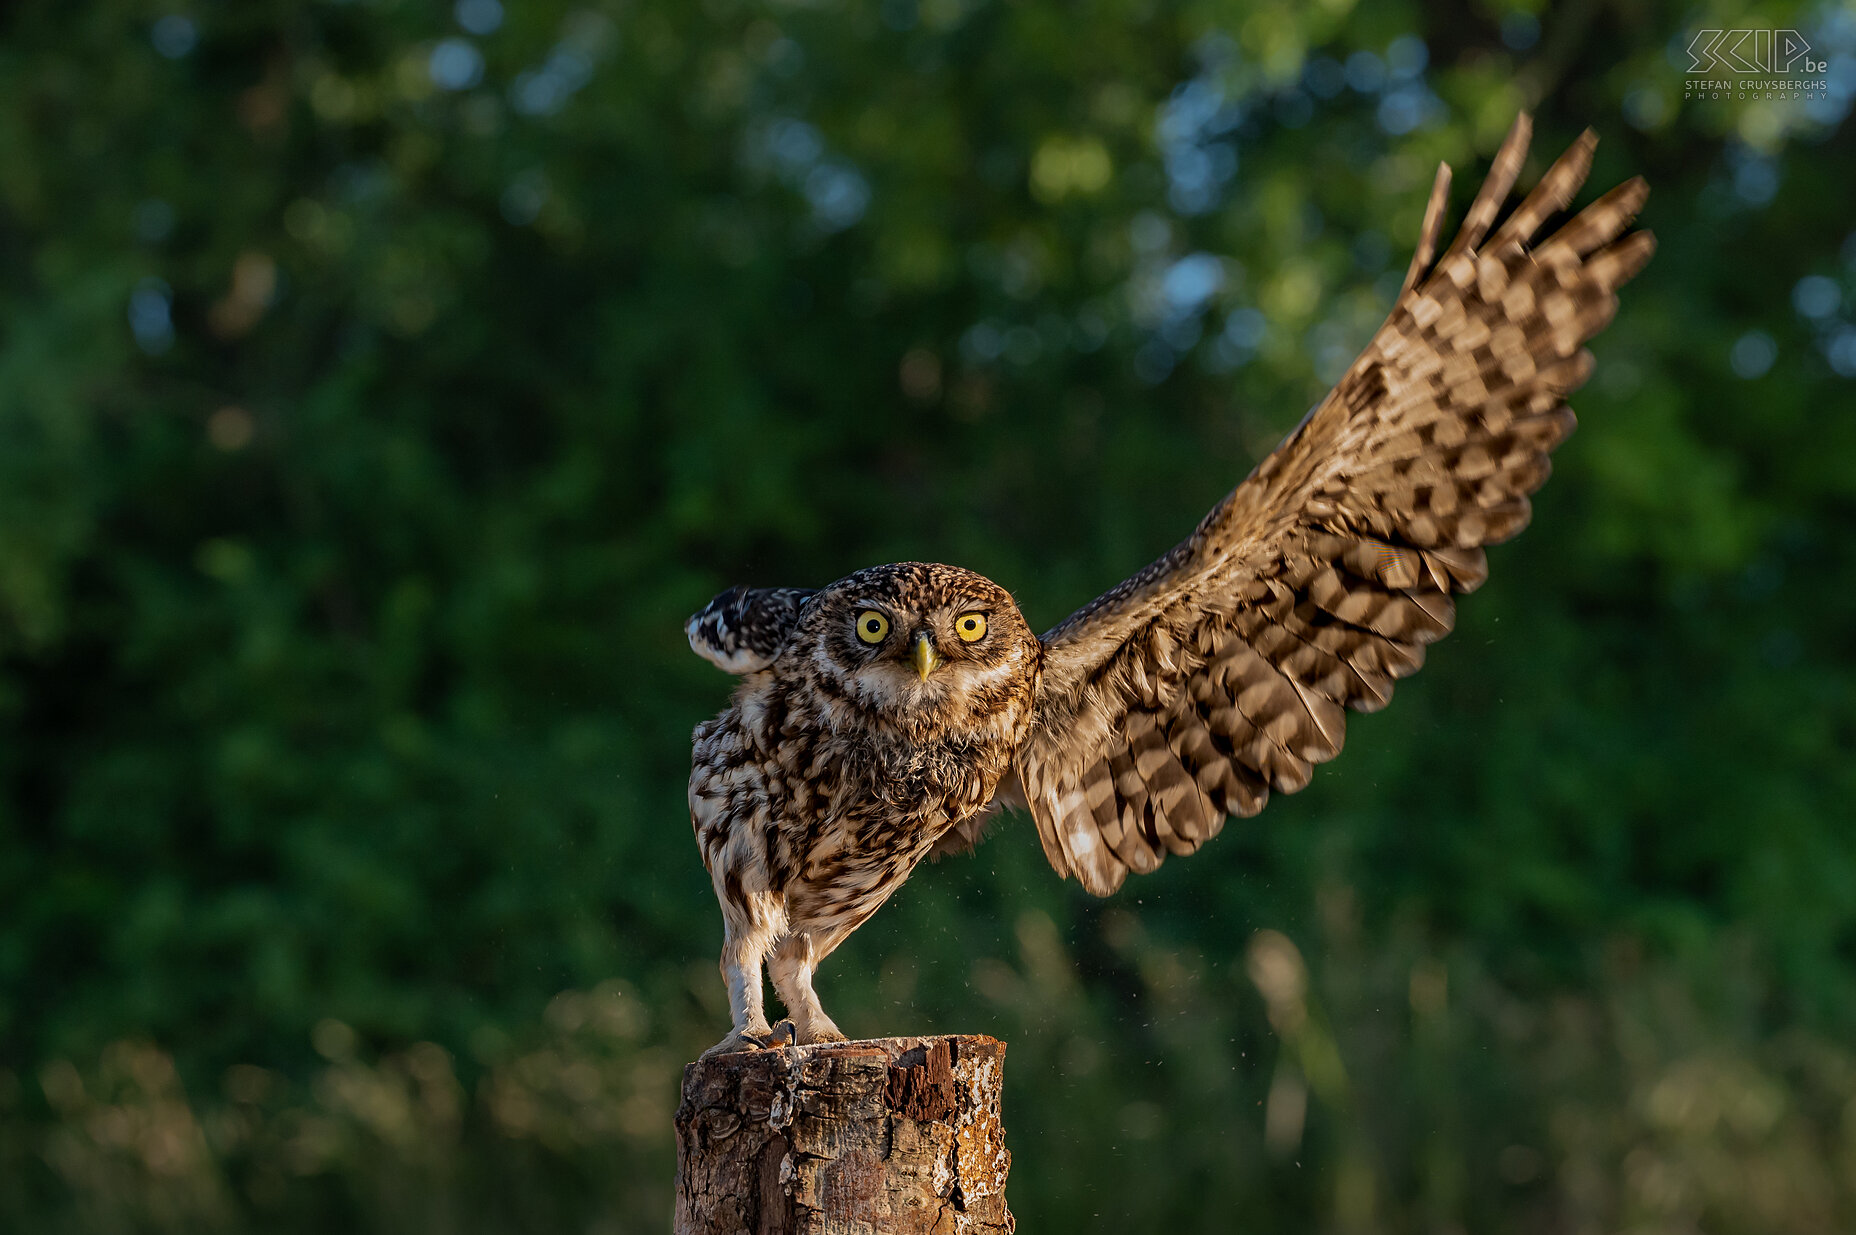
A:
[
  {"xmin": 699, "ymin": 1027, "xmax": 770, "ymax": 1059},
  {"xmin": 699, "ymin": 1020, "xmax": 796, "ymax": 1060}
]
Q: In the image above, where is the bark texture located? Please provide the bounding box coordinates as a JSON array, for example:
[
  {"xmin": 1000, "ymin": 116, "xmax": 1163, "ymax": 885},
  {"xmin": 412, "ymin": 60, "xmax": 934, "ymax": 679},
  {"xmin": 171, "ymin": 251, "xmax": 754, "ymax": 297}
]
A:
[{"xmin": 674, "ymin": 1035, "xmax": 1012, "ymax": 1234}]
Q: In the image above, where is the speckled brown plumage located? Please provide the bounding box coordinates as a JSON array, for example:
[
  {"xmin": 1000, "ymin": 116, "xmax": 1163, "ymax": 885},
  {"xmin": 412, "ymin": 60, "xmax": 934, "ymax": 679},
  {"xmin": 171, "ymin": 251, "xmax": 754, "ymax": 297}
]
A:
[
  {"xmin": 687, "ymin": 116, "xmax": 1653, "ymax": 1055},
  {"xmin": 689, "ymin": 563, "xmax": 1041, "ymax": 1053}
]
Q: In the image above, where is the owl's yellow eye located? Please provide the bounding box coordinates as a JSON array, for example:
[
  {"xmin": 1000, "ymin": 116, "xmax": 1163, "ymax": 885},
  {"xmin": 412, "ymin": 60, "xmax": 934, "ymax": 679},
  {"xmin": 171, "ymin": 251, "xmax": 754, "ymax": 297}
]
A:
[
  {"xmin": 954, "ymin": 612, "xmax": 988, "ymax": 642},
  {"xmin": 854, "ymin": 610, "xmax": 890, "ymax": 644}
]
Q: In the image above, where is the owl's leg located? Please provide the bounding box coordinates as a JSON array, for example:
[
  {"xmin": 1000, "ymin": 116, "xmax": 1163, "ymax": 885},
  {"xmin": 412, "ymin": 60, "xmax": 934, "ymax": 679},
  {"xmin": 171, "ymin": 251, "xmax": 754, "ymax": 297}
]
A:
[
  {"xmin": 769, "ymin": 931, "xmax": 847, "ymax": 1046},
  {"xmin": 770, "ymin": 918, "xmax": 872, "ymax": 1045},
  {"xmin": 699, "ymin": 885, "xmax": 787, "ymax": 1059}
]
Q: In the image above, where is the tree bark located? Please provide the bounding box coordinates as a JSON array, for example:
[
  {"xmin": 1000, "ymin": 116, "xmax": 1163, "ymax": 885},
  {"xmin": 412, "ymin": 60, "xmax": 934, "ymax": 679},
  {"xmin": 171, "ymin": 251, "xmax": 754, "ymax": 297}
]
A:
[{"xmin": 674, "ymin": 1035, "xmax": 1012, "ymax": 1234}]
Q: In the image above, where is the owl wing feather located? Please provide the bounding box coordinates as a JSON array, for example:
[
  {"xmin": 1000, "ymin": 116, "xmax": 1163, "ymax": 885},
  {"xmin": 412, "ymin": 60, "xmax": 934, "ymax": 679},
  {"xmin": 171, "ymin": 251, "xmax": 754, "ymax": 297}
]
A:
[
  {"xmin": 1015, "ymin": 115, "xmax": 1654, "ymax": 896},
  {"xmin": 687, "ymin": 585, "xmax": 819, "ymax": 674}
]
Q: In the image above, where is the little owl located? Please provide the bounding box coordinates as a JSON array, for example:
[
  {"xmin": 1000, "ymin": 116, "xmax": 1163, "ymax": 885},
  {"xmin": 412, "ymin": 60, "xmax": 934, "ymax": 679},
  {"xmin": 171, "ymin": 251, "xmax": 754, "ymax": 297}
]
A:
[{"xmin": 686, "ymin": 116, "xmax": 1652, "ymax": 1057}]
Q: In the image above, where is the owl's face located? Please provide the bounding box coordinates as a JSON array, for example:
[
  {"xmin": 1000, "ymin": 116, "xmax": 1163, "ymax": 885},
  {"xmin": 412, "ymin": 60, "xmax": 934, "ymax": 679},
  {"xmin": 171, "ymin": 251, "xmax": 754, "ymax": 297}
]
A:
[{"xmin": 799, "ymin": 562, "xmax": 1041, "ymax": 725}]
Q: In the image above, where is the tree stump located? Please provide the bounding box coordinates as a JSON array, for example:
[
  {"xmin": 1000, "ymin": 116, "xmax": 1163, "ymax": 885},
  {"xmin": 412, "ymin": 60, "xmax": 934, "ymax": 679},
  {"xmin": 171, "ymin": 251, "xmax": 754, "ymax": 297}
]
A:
[{"xmin": 674, "ymin": 1034, "xmax": 1012, "ymax": 1234}]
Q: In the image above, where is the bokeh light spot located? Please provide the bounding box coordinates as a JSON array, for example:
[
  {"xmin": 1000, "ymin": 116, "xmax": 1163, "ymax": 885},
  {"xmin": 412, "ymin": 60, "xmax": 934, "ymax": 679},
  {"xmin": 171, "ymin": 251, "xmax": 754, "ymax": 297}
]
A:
[
  {"xmin": 1500, "ymin": 12, "xmax": 1540, "ymax": 51},
  {"xmin": 1729, "ymin": 330, "xmax": 1777, "ymax": 379},
  {"xmin": 1792, "ymin": 275, "xmax": 1841, "ymax": 319},
  {"xmin": 454, "ymin": 0, "xmax": 503, "ymax": 36},
  {"xmin": 429, "ymin": 38, "xmax": 485, "ymax": 92},
  {"xmin": 128, "ymin": 279, "xmax": 174, "ymax": 355},
  {"xmin": 207, "ymin": 406, "xmax": 255, "ymax": 452},
  {"xmin": 151, "ymin": 15, "xmax": 196, "ymax": 59}
]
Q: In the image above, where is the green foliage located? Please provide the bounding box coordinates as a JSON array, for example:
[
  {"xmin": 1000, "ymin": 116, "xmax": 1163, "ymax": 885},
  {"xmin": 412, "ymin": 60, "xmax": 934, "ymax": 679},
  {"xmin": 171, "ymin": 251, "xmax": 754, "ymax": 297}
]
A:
[{"xmin": 2, "ymin": 0, "xmax": 1854, "ymax": 1230}]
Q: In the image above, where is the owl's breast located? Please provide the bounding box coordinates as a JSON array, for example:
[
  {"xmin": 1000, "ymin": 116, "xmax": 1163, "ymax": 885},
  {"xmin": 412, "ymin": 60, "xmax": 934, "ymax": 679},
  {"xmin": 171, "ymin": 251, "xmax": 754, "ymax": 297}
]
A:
[
  {"xmin": 694, "ymin": 668, "xmax": 1033, "ymax": 894},
  {"xmin": 788, "ymin": 733, "xmax": 1007, "ymax": 908},
  {"xmin": 859, "ymin": 732, "xmax": 1010, "ymax": 819}
]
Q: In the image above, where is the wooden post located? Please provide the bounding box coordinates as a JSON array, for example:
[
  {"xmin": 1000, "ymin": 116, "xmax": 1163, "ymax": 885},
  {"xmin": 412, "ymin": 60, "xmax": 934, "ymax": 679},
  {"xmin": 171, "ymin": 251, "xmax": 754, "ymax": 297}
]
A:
[{"xmin": 674, "ymin": 1035, "xmax": 1012, "ymax": 1234}]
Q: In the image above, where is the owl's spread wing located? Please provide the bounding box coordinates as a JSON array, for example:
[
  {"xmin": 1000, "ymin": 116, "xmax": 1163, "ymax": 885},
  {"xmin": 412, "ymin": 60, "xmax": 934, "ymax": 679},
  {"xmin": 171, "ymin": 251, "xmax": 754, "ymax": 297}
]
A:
[
  {"xmin": 1016, "ymin": 115, "xmax": 1653, "ymax": 896},
  {"xmin": 686, "ymin": 585, "xmax": 818, "ymax": 673}
]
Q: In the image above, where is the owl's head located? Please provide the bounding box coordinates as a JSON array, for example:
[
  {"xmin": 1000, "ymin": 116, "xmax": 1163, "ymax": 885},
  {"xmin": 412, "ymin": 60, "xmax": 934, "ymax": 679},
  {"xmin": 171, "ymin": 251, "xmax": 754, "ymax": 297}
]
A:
[{"xmin": 801, "ymin": 561, "xmax": 1041, "ymax": 724}]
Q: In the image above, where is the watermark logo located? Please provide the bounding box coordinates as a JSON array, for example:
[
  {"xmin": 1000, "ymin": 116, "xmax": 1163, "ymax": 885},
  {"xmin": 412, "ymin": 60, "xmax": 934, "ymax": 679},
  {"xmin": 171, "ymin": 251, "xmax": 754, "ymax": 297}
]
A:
[
  {"xmin": 1685, "ymin": 29, "xmax": 1828, "ymax": 100},
  {"xmin": 1686, "ymin": 29, "xmax": 1823, "ymax": 74}
]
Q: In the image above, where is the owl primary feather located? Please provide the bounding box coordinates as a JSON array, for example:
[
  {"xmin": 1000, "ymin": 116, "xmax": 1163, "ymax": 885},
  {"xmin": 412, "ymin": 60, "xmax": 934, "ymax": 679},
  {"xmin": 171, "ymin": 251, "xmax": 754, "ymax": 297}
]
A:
[{"xmin": 686, "ymin": 115, "xmax": 1653, "ymax": 1057}]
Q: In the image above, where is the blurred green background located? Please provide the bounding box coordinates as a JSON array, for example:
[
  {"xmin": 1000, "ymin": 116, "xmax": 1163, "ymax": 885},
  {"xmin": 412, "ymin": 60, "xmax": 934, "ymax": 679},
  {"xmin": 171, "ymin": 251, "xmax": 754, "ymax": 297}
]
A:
[{"xmin": 3, "ymin": 0, "xmax": 1854, "ymax": 1230}]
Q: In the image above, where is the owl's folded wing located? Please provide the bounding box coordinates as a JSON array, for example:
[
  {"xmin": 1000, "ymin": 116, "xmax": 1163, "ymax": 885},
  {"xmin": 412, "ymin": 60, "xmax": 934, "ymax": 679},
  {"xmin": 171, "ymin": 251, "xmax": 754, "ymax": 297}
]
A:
[
  {"xmin": 1016, "ymin": 115, "xmax": 1654, "ymax": 896},
  {"xmin": 686, "ymin": 585, "xmax": 818, "ymax": 673}
]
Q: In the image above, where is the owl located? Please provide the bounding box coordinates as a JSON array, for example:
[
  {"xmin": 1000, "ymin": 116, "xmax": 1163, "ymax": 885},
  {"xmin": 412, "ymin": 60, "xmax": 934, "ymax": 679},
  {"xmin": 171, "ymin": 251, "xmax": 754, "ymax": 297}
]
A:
[{"xmin": 686, "ymin": 116, "xmax": 1653, "ymax": 1057}]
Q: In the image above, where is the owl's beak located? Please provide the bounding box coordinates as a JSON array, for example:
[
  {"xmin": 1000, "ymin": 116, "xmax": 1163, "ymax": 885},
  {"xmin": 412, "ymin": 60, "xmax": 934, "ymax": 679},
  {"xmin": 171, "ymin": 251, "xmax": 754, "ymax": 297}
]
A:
[{"xmin": 910, "ymin": 633, "xmax": 943, "ymax": 681}]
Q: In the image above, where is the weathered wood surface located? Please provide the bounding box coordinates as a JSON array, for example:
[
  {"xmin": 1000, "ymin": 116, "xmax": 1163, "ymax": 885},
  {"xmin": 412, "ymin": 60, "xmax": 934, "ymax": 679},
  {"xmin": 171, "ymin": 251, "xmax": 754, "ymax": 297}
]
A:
[{"xmin": 674, "ymin": 1034, "xmax": 1012, "ymax": 1234}]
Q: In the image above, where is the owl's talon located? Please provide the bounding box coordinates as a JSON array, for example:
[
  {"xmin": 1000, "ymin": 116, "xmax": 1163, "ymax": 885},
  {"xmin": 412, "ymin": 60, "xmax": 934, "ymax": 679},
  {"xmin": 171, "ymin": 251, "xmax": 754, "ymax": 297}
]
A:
[
  {"xmin": 700, "ymin": 1026, "xmax": 777, "ymax": 1059},
  {"xmin": 767, "ymin": 1019, "xmax": 797, "ymax": 1046}
]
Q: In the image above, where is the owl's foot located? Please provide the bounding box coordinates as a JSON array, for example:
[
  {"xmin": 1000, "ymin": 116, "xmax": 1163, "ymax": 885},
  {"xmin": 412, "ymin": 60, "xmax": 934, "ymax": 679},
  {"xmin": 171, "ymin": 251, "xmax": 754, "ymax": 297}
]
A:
[
  {"xmin": 794, "ymin": 1016, "xmax": 848, "ymax": 1046},
  {"xmin": 698, "ymin": 1020, "xmax": 796, "ymax": 1059}
]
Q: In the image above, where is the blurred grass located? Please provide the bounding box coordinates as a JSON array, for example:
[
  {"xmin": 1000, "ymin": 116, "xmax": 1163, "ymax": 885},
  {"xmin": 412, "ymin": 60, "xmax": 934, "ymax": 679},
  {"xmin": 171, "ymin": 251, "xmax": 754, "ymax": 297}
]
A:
[
  {"xmin": 7, "ymin": 926, "xmax": 1856, "ymax": 1232},
  {"xmin": 2, "ymin": 0, "xmax": 1855, "ymax": 1230}
]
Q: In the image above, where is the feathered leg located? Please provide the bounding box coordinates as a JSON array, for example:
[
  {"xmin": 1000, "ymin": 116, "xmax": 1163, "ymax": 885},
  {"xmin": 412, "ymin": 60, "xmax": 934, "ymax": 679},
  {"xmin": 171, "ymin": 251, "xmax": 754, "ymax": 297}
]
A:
[
  {"xmin": 699, "ymin": 871, "xmax": 787, "ymax": 1058},
  {"xmin": 769, "ymin": 930, "xmax": 849, "ymax": 1045}
]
